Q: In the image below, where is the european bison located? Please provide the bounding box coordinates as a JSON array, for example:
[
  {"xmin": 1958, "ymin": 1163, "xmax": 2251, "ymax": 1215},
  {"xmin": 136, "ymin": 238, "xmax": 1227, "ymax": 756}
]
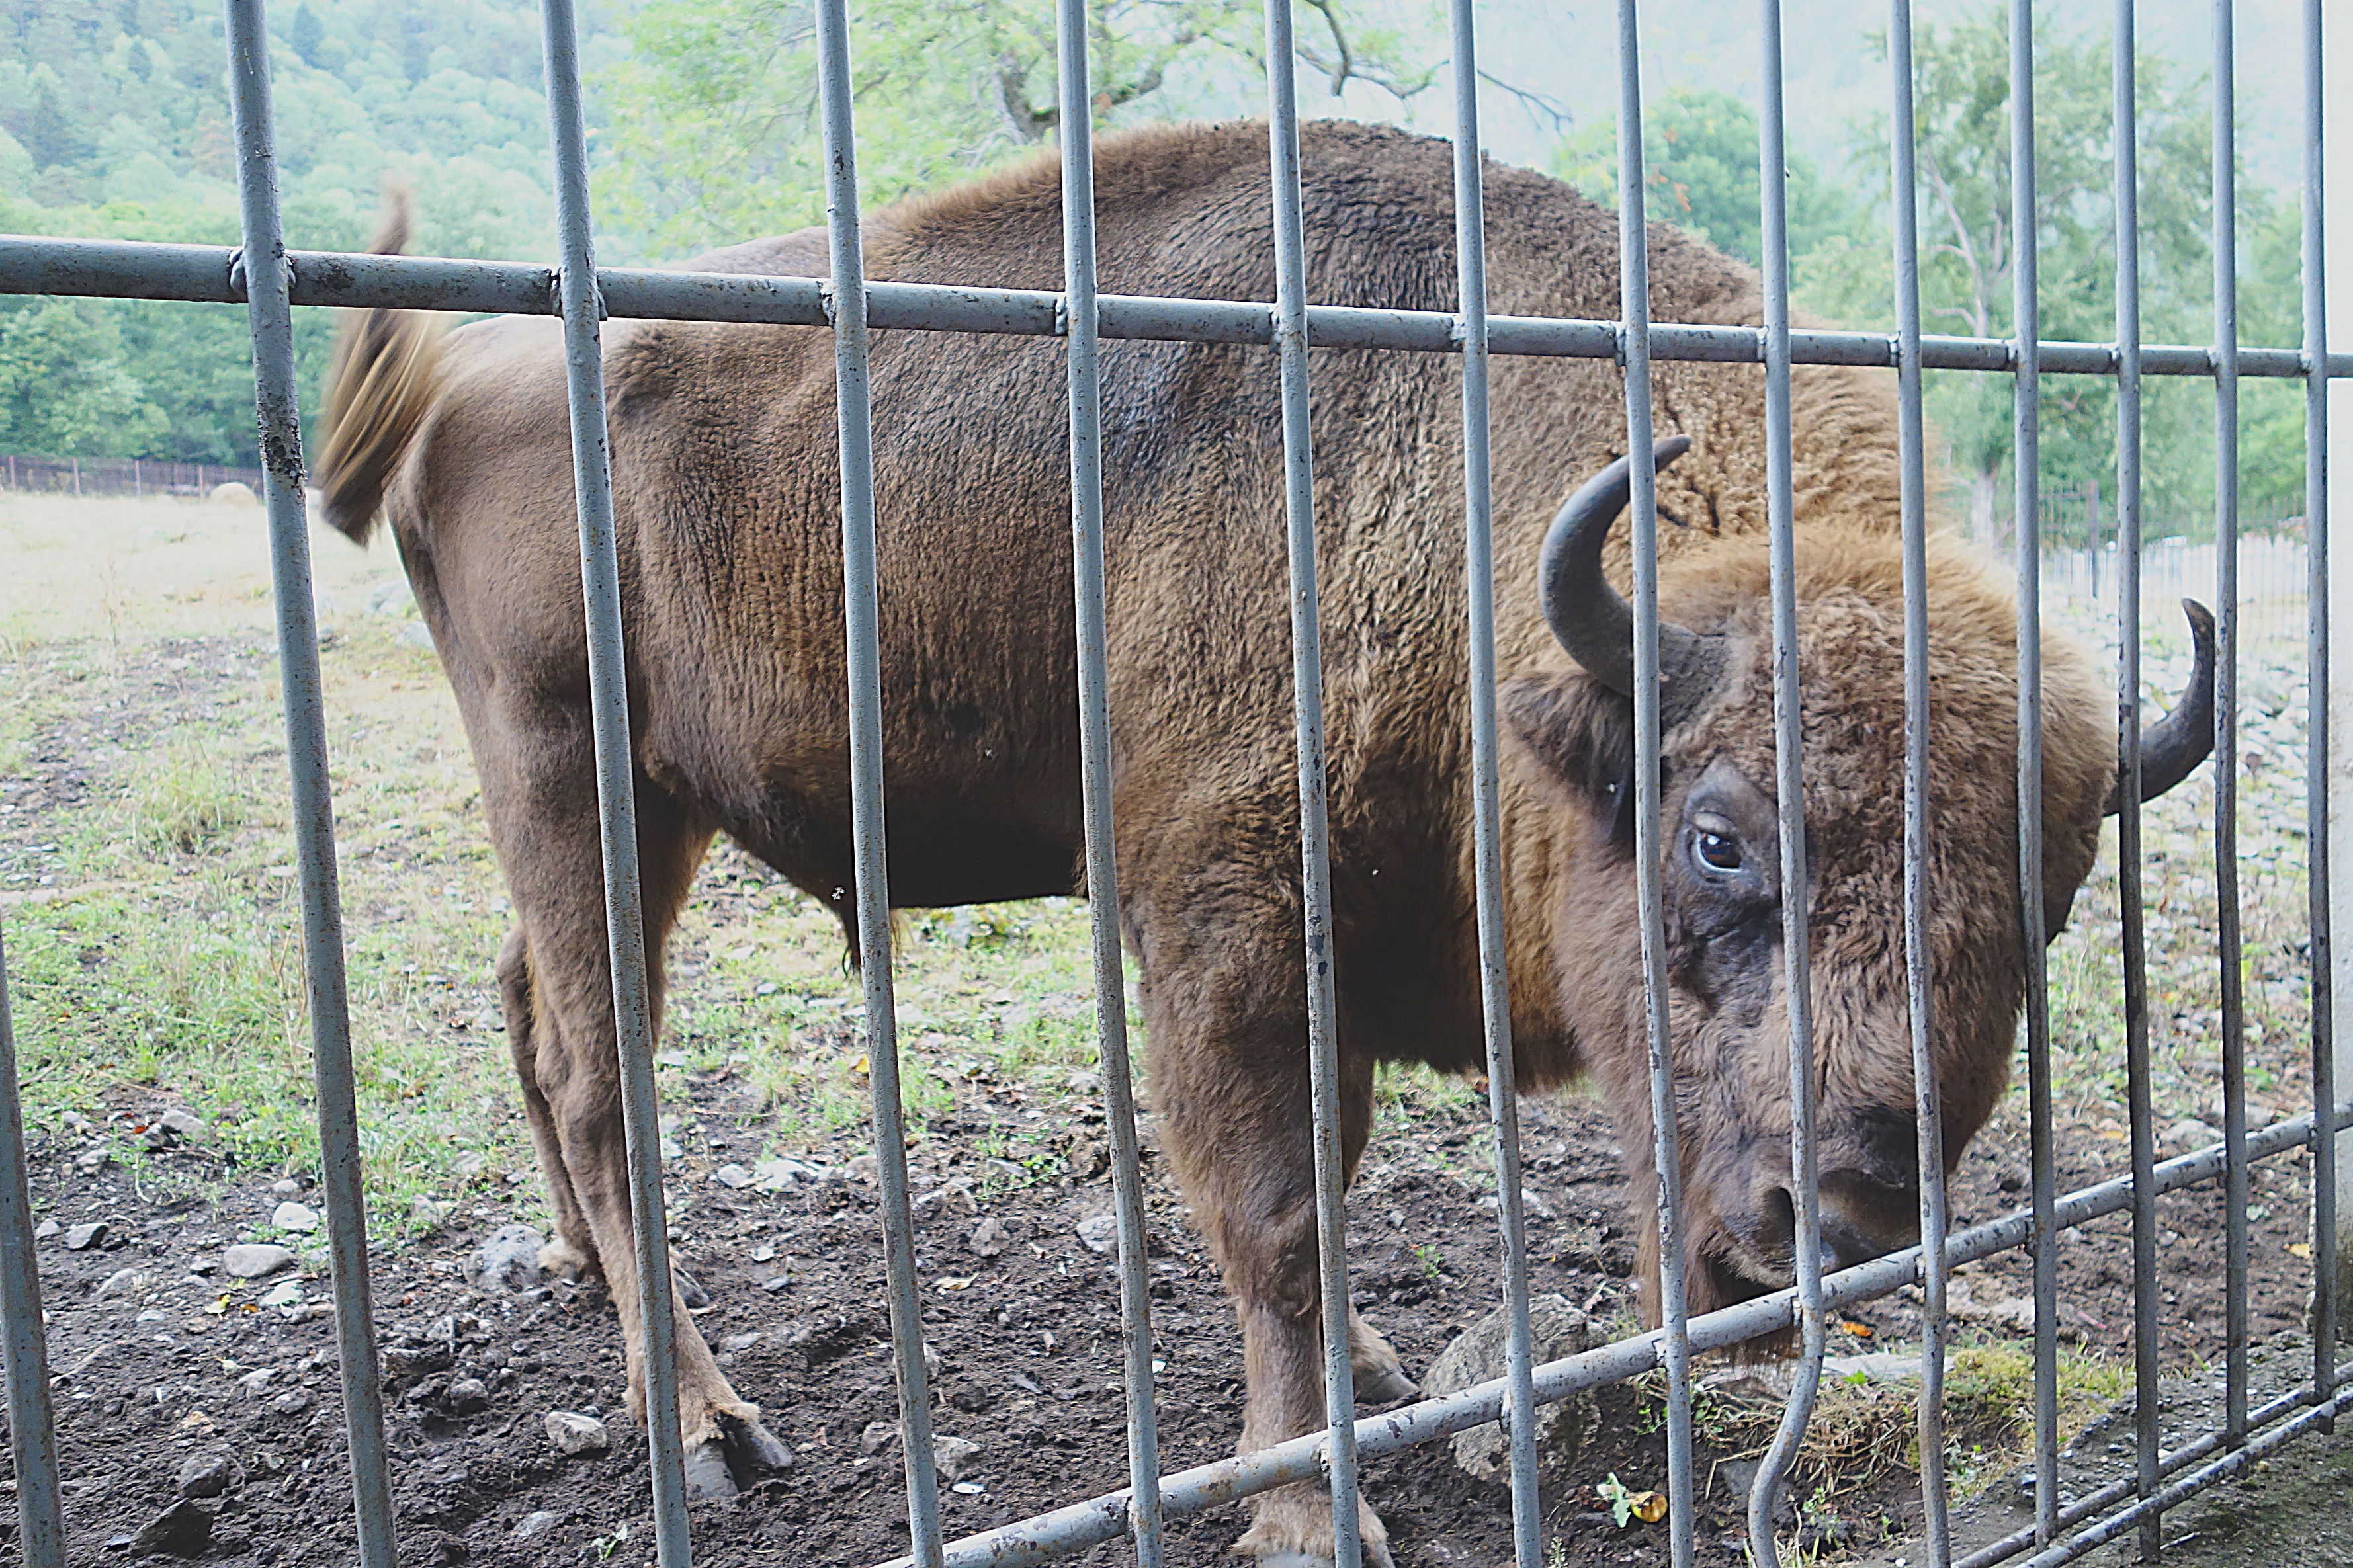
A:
[{"xmin": 317, "ymin": 120, "xmax": 2211, "ymax": 1563}]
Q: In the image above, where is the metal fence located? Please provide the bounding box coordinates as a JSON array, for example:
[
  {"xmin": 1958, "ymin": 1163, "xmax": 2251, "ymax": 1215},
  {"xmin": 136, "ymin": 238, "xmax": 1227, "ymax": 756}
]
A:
[
  {"xmin": 2045, "ymin": 529, "xmax": 2313, "ymax": 650},
  {"xmin": 0, "ymin": 454, "xmax": 267, "ymax": 498},
  {"xmin": 0, "ymin": 0, "xmax": 2342, "ymax": 1566}
]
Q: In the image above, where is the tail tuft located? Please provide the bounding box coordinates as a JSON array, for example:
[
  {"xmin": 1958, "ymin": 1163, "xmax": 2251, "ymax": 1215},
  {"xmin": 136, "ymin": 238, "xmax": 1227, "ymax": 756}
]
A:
[{"xmin": 316, "ymin": 182, "xmax": 445, "ymax": 544}]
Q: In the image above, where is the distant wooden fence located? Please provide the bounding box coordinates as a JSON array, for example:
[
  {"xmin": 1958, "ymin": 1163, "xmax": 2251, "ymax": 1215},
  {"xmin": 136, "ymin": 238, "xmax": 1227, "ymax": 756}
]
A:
[{"xmin": 0, "ymin": 454, "xmax": 267, "ymax": 498}]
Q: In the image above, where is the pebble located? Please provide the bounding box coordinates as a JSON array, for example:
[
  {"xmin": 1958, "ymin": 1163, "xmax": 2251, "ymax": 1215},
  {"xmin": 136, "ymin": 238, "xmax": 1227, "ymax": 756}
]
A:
[
  {"xmin": 931, "ymin": 1434, "xmax": 982, "ymax": 1482},
  {"xmin": 270, "ymin": 1178, "xmax": 302, "ymax": 1197},
  {"xmin": 712, "ymin": 1163, "xmax": 752, "ymax": 1189},
  {"xmin": 753, "ymin": 1156, "xmax": 824, "ymax": 1191},
  {"xmin": 271, "ymin": 1390, "xmax": 312, "ymax": 1416},
  {"xmin": 95, "ymin": 1267, "xmax": 147, "ymax": 1299},
  {"xmin": 447, "ymin": 1378, "xmax": 491, "ymax": 1414},
  {"xmin": 158, "ymin": 1109, "xmax": 203, "ymax": 1139},
  {"xmin": 968, "ymin": 1217, "xmax": 1008, "ymax": 1258},
  {"xmin": 511, "ymin": 1510, "xmax": 561, "ymax": 1542},
  {"xmin": 544, "ymin": 1410, "xmax": 610, "ymax": 1456},
  {"xmin": 75, "ymin": 1147, "xmax": 110, "ymax": 1173},
  {"xmin": 222, "ymin": 1244, "xmax": 294, "ymax": 1279},
  {"xmin": 720, "ymin": 1331, "xmax": 761, "ymax": 1352},
  {"xmin": 472, "ymin": 1224, "xmax": 547, "ymax": 1293},
  {"xmin": 237, "ymin": 1368, "xmax": 280, "ymax": 1396},
  {"xmin": 1076, "ymin": 1213, "xmax": 1119, "ymax": 1255},
  {"xmin": 860, "ymin": 1419, "xmax": 897, "ymax": 1454},
  {"xmin": 257, "ymin": 1280, "xmax": 302, "ymax": 1309},
  {"xmin": 65, "ymin": 1221, "xmax": 107, "ymax": 1251},
  {"xmin": 2164, "ymin": 1118, "xmax": 2223, "ymax": 1150},
  {"xmin": 33, "ymin": 1217, "xmax": 57, "ymax": 1239},
  {"xmin": 175, "ymin": 1451, "xmax": 237, "ymax": 1499},
  {"xmin": 131, "ymin": 1497, "xmax": 211, "ymax": 1557},
  {"xmin": 272, "ymin": 1201, "xmax": 320, "ymax": 1233}
]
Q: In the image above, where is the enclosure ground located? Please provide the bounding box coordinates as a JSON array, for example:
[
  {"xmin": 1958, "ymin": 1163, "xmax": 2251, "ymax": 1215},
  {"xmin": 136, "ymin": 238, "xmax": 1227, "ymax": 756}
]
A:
[{"xmin": 0, "ymin": 495, "xmax": 2334, "ymax": 1566}]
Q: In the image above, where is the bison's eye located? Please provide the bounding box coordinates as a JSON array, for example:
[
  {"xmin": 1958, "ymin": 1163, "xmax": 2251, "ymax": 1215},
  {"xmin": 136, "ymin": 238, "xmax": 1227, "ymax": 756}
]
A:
[{"xmin": 1691, "ymin": 816, "xmax": 1744, "ymax": 876}]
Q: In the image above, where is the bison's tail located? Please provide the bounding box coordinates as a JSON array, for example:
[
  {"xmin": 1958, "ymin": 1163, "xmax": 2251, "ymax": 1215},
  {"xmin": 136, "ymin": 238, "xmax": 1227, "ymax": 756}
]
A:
[{"xmin": 316, "ymin": 184, "xmax": 446, "ymax": 545}]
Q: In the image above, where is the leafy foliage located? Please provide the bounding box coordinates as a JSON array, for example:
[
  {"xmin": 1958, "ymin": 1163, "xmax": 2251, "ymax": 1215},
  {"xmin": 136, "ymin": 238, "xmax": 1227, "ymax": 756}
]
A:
[
  {"xmin": 1549, "ymin": 85, "xmax": 1860, "ymax": 269},
  {"xmin": 1789, "ymin": 12, "xmax": 2307, "ymax": 536},
  {"xmin": 0, "ymin": 0, "xmax": 614, "ymax": 463},
  {"xmin": 594, "ymin": 0, "xmax": 1434, "ymax": 257}
]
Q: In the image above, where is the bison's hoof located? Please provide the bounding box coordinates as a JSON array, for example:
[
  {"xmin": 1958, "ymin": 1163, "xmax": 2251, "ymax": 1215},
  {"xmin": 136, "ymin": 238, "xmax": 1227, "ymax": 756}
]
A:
[
  {"xmin": 681, "ymin": 1440, "xmax": 737, "ymax": 1499},
  {"xmin": 720, "ymin": 1413, "xmax": 796, "ymax": 1473},
  {"xmin": 538, "ymin": 1237, "xmax": 593, "ymax": 1281},
  {"xmin": 1354, "ymin": 1362, "xmax": 1420, "ymax": 1407}
]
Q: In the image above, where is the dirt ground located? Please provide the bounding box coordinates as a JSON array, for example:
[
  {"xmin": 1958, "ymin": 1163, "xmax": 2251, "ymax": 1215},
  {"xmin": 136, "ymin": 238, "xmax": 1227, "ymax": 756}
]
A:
[{"xmin": 0, "ymin": 499, "xmax": 2340, "ymax": 1567}]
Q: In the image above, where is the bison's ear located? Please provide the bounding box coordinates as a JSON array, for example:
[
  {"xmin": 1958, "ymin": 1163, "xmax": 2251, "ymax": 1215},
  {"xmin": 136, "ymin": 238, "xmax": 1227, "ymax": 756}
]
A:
[{"xmin": 1502, "ymin": 671, "xmax": 1637, "ymax": 850}]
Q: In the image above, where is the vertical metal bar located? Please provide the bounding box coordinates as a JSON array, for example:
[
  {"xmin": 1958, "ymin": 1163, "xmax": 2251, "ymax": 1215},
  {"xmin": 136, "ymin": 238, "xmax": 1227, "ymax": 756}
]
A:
[
  {"xmin": 2303, "ymin": 0, "xmax": 2337, "ymax": 1407},
  {"xmin": 2113, "ymin": 0, "xmax": 2163, "ymax": 1555},
  {"xmin": 1889, "ymin": 5, "xmax": 1951, "ymax": 1561},
  {"xmin": 1447, "ymin": 9, "xmax": 1539, "ymax": 1567},
  {"xmin": 535, "ymin": 0, "xmax": 692, "ymax": 1559},
  {"xmin": 1053, "ymin": 11, "xmax": 1165, "ymax": 1564},
  {"xmin": 219, "ymin": 6, "xmax": 395, "ymax": 1565},
  {"xmin": 0, "ymin": 934, "xmax": 63, "ymax": 1568},
  {"xmin": 1614, "ymin": 5, "xmax": 1694, "ymax": 1565},
  {"xmin": 2213, "ymin": 0, "xmax": 2250, "ymax": 1450},
  {"xmin": 537, "ymin": 0, "xmax": 699, "ymax": 1553},
  {"xmin": 811, "ymin": 3, "xmax": 943, "ymax": 1561},
  {"xmin": 2010, "ymin": 0, "xmax": 2060, "ymax": 1546},
  {"xmin": 1747, "ymin": 4, "xmax": 1825, "ymax": 1560},
  {"xmin": 1260, "ymin": 10, "xmax": 1361, "ymax": 1562}
]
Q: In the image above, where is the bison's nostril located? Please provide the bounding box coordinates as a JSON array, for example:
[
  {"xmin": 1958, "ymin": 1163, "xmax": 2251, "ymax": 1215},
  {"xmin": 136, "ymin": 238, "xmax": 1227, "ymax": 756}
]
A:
[
  {"xmin": 1820, "ymin": 1216, "xmax": 1897, "ymax": 1274},
  {"xmin": 1762, "ymin": 1184, "xmax": 1796, "ymax": 1253}
]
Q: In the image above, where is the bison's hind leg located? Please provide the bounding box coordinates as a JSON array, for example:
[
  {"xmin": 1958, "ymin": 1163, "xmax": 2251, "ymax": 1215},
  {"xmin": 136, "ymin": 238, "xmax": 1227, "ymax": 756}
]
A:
[{"xmin": 499, "ymin": 925, "xmax": 599, "ymax": 1280}]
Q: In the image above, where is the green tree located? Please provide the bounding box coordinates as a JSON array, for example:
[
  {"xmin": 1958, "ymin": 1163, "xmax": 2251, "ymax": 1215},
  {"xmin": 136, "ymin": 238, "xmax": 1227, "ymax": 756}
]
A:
[
  {"xmin": 1548, "ymin": 85, "xmax": 1858, "ymax": 269},
  {"xmin": 595, "ymin": 0, "xmax": 1433, "ymax": 259},
  {"xmin": 1799, "ymin": 11, "xmax": 2305, "ymax": 540},
  {"xmin": 0, "ymin": 299, "xmax": 167, "ymax": 455},
  {"xmin": 290, "ymin": 4, "xmax": 327, "ymax": 69}
]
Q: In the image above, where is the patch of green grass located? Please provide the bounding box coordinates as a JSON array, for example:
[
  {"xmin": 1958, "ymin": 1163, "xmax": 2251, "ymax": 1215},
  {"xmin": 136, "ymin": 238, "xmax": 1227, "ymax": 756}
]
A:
[{"xmin": 124, "ymin": 737, "xmax": 253, "ymax": 855}]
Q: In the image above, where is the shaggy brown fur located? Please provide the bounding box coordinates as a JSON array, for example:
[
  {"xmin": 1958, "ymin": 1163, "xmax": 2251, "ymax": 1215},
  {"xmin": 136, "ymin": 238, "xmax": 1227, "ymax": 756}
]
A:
[{"xmin": 318, "ymin": 120, "xmax": 2153, "ymax": 1561}]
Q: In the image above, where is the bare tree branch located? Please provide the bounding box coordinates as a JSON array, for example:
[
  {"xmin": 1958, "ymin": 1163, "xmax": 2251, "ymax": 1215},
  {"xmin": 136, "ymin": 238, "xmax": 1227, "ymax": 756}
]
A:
[{"xmin": 1476, "ymin": 68, "xmax": 1573, "ymax": 134}]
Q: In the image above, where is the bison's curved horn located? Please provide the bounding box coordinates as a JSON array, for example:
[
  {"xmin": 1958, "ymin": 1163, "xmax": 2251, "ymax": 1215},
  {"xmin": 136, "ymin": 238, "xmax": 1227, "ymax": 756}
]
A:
[
  {"xmin": 2105, "ymin": 598, "xmax": 2218, "ymax": 815},
  {"xmin": 1539, "ymin": 435, "xmax": 1723, "ymax": 716}
]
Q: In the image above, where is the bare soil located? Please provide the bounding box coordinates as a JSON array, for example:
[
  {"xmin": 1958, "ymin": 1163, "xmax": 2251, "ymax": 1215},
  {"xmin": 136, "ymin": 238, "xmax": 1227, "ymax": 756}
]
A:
[{"xmin": 0, "ymin": 622, "xmax": 2328, "ymax": 1568}]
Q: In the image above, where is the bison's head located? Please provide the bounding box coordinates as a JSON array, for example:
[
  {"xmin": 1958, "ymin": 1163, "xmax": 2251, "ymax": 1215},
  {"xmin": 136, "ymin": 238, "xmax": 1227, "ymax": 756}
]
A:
[{"xmin": 1504, "ymin": 438, "xmax": 2214, "ymax": 1323}]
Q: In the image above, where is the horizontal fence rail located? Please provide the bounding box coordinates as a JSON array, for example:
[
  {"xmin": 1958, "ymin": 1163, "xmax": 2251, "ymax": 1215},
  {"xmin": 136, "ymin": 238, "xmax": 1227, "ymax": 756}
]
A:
[
  {"xmin": 4, "ymin": 234, "xmax": 2349, "ymax": 377},
  {"xmin": 0, "ymin": 1, "xmax": 2342, "ymax": 1567}
]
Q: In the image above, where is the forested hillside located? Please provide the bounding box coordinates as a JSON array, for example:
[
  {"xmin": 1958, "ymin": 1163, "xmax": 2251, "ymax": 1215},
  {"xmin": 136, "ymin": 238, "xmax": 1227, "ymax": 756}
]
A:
[
  {"xmin": 0, "ymin": 0, "xmax": 624, "ymax": 463},
  {"xmin": 0, "ymin": 0, "xmax": 2322, "ymax": 532}
]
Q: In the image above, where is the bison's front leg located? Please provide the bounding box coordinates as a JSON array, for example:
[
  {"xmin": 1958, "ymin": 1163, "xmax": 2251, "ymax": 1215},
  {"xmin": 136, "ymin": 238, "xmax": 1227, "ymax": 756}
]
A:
[{"xmin": 1146, "ymin": 958, "xmax": 1402, "ymax": 1567}]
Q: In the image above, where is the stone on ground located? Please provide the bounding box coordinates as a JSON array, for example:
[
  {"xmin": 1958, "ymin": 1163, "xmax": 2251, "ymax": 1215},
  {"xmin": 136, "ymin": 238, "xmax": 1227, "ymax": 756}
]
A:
[
  {"xmin": 1422, "ymin": 1294, "xmax": 1598, "ymax": 1482},
  {"xmin": 271, "ymin": 1200, "xmax": 320, "ymax": 1233},
  {"xmin": 175, "ymin": 1451, "xmax": 237, "ymax": 1499},
  {"xmin": 132, "ymin": 1499, "xmax": 212, "ymax": 1557},
  {"xmin": 221, "ymin": 1244, "xmax": 293, "ymax": 1279},
  {"xmin": 471, "ymin": 1223, "xmax": 546, "ymax": 1292},
  {"xmin": 544, "ymin": 1410, "xmax": 609, "ymax": 1456}
]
